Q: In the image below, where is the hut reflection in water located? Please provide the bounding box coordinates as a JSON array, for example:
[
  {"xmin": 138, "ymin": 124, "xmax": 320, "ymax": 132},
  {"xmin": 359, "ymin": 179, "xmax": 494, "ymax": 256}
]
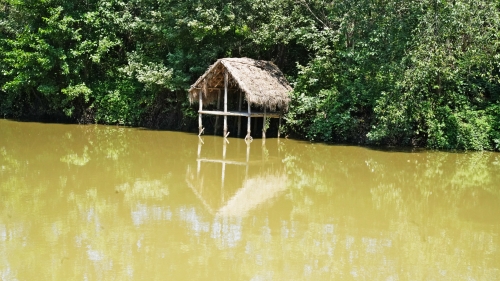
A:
[{"xmin": 186, "ymin": 137, "xmax": 288, "ymax": 217}]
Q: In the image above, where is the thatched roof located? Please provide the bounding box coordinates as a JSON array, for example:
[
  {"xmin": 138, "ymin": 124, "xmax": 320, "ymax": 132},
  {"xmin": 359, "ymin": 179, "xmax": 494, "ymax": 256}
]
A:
[
  {"xmin": 189, "ymin": 58, "xmax": 292, "ymax": 111},
  {"xmin": 216, "ymin": 172, "xmax": 288, "ymax": 218},
  {"xmin": 186, "ymin": 166, "xmax": 288, "ymax": 217}
]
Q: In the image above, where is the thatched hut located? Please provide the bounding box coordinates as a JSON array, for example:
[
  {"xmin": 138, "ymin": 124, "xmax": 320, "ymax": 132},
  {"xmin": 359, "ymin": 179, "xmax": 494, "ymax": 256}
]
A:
[{"xmin": 189, "ymin": 58, "xmax": 292, "ymax": 139}]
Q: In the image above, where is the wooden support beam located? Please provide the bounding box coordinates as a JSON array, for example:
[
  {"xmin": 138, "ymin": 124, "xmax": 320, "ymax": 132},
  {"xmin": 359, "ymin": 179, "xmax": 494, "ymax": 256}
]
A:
[
  {"xmin": 198, "ymin": 88, "xmax": 203, "ymax": 135},
  {"xmin": 262, "ymin": 107, "xmax": 267, "ymax": 139},
  {"xmin": 245, "ymin": 102, "xmax": 252, "ymax": 140},
  {"xmin": 214, "ymin": 89, "xmax": 221, "ymax": 135},
  {"xmin": 237, "ymin": 90, "xmax": 242, "ymax": 137},
  {"xmin": 223, "ymin": 69, "xmax": 228, "ymax": 137},
  {"xmin": 198, "ymin": 110, "xmax": 281, "ymax": 117}
]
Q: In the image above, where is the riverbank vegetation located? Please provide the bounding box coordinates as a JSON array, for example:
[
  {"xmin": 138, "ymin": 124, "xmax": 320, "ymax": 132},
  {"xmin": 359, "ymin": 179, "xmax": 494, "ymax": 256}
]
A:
[{"xmin": 1, "ymin": 0, "xmax": 499, "ymax": 150}]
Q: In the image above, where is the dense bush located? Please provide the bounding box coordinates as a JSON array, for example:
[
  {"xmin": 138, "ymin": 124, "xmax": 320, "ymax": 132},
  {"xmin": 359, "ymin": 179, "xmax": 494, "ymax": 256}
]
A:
[{"xmin": 1, "ymin": 0, "xmax": 499, "ymax": 150}]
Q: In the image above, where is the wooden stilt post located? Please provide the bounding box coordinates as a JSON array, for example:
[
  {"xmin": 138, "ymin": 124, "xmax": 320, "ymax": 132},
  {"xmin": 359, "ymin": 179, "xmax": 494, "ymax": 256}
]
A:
[
  {"xmin": 245, "ymin": 102, "xmax": 252, "ymax": 140},
  {"xmin": 197, "ymin": 138, "xmax": 202, "ymax": 176},
  {"xmin": 246, "ymin": 140, "xmax": 250, "ymax": 163},
  {"xmin": 221, "ymin": 138, "xmax": 227, "ymax": 201},
  {"xmin": 262, "ymin": 107, "xmax": 267, "ymax": 139},
  {"xmin": 223, "ymin": 70, "xmax": 228, "ymax": 138},
  {"xmin": 237, "ymin": 90, "xmax": 242, "ymax": 137},
  {"xmin": 214, "ymin": 89, "xmax": 221, "ymax": 135},
  {"xmin": 245, "ymin": 140, "xmax": 250, "ymax": 178},
  {"xmin": 223, "ymin": 138, "xmax": 227, "ymax": 160},
  {"xmin": 198, "ymin": 88, "xmax": 203, "ymax": 135},
  {"xmin": 197, "ymin": 138, "xmax": 202, "ymax": 158}
]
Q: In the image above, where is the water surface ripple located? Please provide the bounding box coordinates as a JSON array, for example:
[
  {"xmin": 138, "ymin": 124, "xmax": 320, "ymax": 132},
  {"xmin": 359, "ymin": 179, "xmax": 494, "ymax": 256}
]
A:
[{"xmin": 1, "ymin": 120, "xmax": 499, "ymax": 280}]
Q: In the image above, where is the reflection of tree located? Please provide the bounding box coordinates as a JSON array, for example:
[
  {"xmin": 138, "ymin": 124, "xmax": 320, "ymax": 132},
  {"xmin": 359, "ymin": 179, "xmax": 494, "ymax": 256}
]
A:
[
  {"xmin": 281, "ymin": 143, "xmax": 500, "ymax": 279},
  {"xmin": 1, "ymin": 120, "xmax": 499, "ymax": 280},
  {"xmin": 0, "ymin": 120, "xmax": 198, "ymax": 280},
  {"xmin": 282, "ymin": 143, "xmax": 500, "ymax": 214},
  {"xmin": 116, "ymin": 178, "xmax": 170, "ymax": 202},
  {"xmin": 60, "ymin": 145, "xmax": 91, "ymax": 166}
]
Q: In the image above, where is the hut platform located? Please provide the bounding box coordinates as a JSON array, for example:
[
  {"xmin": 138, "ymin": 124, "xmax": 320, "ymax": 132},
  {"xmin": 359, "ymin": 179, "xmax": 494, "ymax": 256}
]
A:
[
  {"xmin": 198, "ymin": 110, "xmax": 281, "ymax": 118},
  {"xmin": 197, "ymin": 156, "xmax": 282, "ymax": 166}
]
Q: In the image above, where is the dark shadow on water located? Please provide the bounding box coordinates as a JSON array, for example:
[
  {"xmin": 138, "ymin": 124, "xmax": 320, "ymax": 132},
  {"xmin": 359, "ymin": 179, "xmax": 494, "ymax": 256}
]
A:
[
  {"xmin": 283, "ymin": 135, "xmax": 487, "ymax": 154},
  {"xmin": 4, "ymin": 116, "xmax": 76, "ymax": 125},
  {"xmin": 282, "ymin": 136, "xmax": 425, "ymax": 153},
  {"xmin": 4, "ymin": 117, "xmax": 496, "ymax": 154}
]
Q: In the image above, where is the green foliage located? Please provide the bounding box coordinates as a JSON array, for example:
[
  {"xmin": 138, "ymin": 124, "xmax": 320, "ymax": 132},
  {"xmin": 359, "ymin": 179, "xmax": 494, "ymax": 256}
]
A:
[
  {"xmin": 1, "ymin": 0, "xmax": 499, "ymax": 150},
  {"xmin": 366, "ymin": 0, "xmax": 500, "ymax": 150},
  {"xmin": 286, "ymin": 89, "xmax": 356, "ymax": 142},
  {"xmin": 487, "ymin": 103, "xmax": 500, "ymax": 150},
  {"xmin": 273, "ymin": 0, "xmax": 500, "ymax": 150}
]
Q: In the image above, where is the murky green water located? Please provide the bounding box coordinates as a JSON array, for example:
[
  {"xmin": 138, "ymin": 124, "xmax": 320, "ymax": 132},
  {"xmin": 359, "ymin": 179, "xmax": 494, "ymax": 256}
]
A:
[{"xmin": 1, "ymin": 119, "xmax": 499, "ymax": 280}]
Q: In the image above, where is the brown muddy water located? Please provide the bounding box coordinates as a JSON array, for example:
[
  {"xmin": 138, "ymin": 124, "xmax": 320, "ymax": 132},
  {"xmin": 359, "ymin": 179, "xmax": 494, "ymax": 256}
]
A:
[{"xmin": 0, "ymin": 119, "xmax": 499, "ymax": 280}]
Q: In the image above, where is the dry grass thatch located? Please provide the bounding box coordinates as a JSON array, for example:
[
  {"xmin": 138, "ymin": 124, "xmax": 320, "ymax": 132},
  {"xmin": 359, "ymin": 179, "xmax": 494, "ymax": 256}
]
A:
[
  {"xmin": 216, "ymin": 172, "xmax": 288, "ymax": 218},
  {"xmin": 189, "ymin": 58, "xmax": 292, "ymax": 111}
]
